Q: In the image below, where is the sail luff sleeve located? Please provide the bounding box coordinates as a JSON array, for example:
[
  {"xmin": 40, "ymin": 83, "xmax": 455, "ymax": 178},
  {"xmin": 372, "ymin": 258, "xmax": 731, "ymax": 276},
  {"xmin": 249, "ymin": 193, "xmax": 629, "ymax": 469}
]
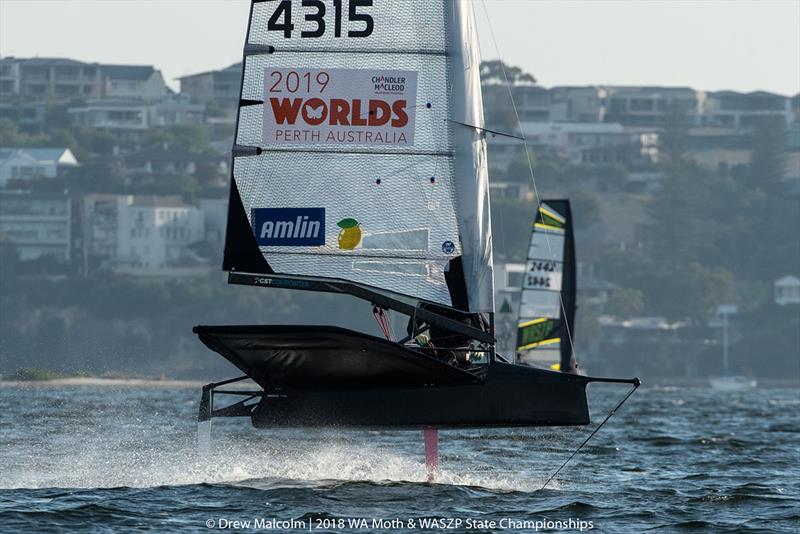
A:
[
  {"xmin": 560, "ymin": 200, "xmax": 577, "ymax": 372},
  {"xmin": 223, "ymin": 0, "xmax": 492, "ymax": 312}
]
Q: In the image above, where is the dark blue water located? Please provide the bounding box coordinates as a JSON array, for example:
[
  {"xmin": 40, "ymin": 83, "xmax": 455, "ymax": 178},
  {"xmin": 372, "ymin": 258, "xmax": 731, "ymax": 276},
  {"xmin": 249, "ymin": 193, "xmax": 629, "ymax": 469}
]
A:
[{"xmin": 0, "ymin": 383, "xmax": 798, "ymax": 533}]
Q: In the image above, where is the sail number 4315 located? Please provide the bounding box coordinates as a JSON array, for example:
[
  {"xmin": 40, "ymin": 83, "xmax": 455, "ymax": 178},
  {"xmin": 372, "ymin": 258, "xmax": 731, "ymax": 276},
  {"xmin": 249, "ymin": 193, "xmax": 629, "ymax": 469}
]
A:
[{"xmin": 267, "ymin": 0, "xmax": 374, "ymax": 39}]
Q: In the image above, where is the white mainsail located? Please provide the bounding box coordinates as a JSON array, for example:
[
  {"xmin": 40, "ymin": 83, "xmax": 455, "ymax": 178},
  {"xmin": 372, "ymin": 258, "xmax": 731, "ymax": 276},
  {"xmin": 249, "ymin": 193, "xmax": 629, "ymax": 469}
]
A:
[{"xmin": 226, "ymin": 0, "xmax": 493, "ymax": 313}]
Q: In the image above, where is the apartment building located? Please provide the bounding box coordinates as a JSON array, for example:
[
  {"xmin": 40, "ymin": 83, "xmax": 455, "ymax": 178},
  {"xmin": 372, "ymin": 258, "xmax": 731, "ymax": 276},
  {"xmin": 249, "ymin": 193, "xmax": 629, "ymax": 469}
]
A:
[
  {"xmin": 114, "ymin": 195, "xmax": 206, "ymax": 275},
  {"xmin": 0, "ymin": 57, "xmax": 170, "ymax": 101},
  {"xmin": 0, "ymin": 190, "xmax": 73, "ymax": 263},
  {"xmin": 704, "ymin": 90, "xmax": 794, "ymax": 129},
  {"xmin": 67, "ymin": 96, "xmax": 204, "ymax": 133},
  {"xmin": 604, "ymin": 86, "xmax": 702, "ymax": 128},
  {"xmin": 0, "ymin": 57, "xmax": 103, "ymax": 100},
  {"xmin": 178, "ymin": 63, "xmax": 242, "ymax": 104},
  {"xmin": 101, "ymin": 65, "xmax": 169, "ymax": 101},
  {"xmin": 67, "ymin": 99, "xmax": 151, "ymax": 132}
]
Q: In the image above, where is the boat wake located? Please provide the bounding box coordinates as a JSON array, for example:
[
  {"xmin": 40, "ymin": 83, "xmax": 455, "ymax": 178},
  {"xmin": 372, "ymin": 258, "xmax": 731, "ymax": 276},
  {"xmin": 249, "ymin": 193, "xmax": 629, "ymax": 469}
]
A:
[{"xmin": 3, "ymin": 427, "xmax": 560, "ymax": 493}]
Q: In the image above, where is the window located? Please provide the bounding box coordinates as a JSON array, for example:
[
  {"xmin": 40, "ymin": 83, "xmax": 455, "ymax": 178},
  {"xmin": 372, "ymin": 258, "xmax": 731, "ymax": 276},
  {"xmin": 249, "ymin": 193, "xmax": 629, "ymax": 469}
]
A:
[
  {"xmin": 55, "ymin": 66, "xmax": 79, "ymax": 79},
  {"xmin": 55, "ymin": 85, "xmax": 79, "ymax": 96},
  {"xmin": 507, "ymin": 272, "xmax": 523, "ymax": 288},
  {"xmin": 630, "ymin": 99, "xmax": 654, "ymax": 112}
]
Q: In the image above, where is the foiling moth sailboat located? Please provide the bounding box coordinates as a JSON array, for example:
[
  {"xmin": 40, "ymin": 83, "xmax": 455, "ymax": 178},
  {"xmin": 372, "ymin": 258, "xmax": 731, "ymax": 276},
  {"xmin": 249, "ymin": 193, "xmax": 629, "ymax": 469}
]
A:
[
  {"xmin": 516, "ymin": 200, "xmax": 579, "ymax": 373},
  {"xmin": 194, "ymin": 0, "xmax": 637, "ymax": 437}
]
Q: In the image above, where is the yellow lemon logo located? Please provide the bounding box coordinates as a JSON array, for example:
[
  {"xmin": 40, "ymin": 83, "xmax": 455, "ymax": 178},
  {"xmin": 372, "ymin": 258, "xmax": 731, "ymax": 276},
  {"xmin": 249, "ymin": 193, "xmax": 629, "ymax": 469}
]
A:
[{"xmin": 337, "ymin": 218, "xmax": 362, "ymax": 250}]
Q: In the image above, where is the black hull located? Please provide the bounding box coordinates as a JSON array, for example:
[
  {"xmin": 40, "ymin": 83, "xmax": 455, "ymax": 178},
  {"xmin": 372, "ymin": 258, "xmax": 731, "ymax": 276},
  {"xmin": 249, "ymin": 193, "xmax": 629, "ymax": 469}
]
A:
[
  {"xmin": 194, "ymin": 324, "xmax": 591, "ymax": 429},
  {"xmin": 251, "ymin": 361, "xmax": 589, "ymax": 428}
]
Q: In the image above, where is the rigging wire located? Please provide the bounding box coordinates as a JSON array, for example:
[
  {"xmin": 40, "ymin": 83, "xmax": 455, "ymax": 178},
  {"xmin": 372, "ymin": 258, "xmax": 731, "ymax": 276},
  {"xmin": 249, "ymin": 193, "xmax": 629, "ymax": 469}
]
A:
[
  {"xmin": 373, "ymin": 306, "xmax": 395, "ymax": 341},
  {"xmin": 540, "ymin": 379, "xmax": 640, "ymax": 491},
  {"xmin": 478, "ymin": 0, "xmax": 579, "ymax": 368}
]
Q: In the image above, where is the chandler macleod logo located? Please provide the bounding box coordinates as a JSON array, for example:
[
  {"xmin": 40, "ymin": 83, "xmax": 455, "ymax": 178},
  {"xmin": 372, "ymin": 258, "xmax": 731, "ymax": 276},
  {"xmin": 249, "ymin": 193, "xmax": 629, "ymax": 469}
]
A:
[{"xmin": 372, "ymin": 74, "xmax": 407, "ymax": 95}]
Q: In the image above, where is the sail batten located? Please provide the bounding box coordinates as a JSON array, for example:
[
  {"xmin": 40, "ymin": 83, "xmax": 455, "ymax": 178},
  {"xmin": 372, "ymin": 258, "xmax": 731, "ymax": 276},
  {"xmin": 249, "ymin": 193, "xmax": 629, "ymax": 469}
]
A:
[
  {"xmin": 246, "ymin": 48, "xmax": 449, "ymax": 57},
  {"xmin": 224, "ymin": 0, "xmax": 493, "ymax": 313}
]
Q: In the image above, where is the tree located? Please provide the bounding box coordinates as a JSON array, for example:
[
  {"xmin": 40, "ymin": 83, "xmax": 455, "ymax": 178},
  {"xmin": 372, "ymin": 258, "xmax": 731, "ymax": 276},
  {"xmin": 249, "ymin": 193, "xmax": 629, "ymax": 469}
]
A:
[
  {"xmin": 567, "ymin": 189, "xmax": 601, "ymax": 230},
  {"xmin": 47, "ymin": 128, "xmax": 79, "ymax": 154},
  {"xmin": 480, "ymin": 60, "xmax": 536, "ymax": 86},
  {"xmin": 44, "ymin": 103, "xmax": 75, "ymax": 130},
  {"xmin": 645, "ymin": 159, "xmax": 714, "ymax": 269},
  {"xmin": 659, "ymin": 100, "xmax": 690, "ymax": 166},
  {"xmin": 74, "ymin": 127, "xmax": 117, "ymax": 156},
  {"xmin": 480, "ymin": 60, "xmax": 536, "ymax": 130},
  {"xmin": 502, "ymin": 146, "xmax": 536, "ymax": 183},
  {"xmin": 503, "ymin": 148, "xmax": 570, "ymax": 192},
  {"xmin": 490, "ymin": 197, "xmax": 537, "ymax": 260},
  {"xmin": 747, "ymin": 116, "xmax": 786, "ymax": 193},
  {"xmin": 0, "ymin": 238, "xmax": 20, "ymax": 279},
  {"xmin": 592, "ymin": 164, "xmax": 629, "ymax": 192},
  {"xmin": 643, "ymin": 263, "xmax": 733, "ymax": 323},
  {"xmin": 0, "ymin": 118, "xmax": 24, "ymax": 146},
  {"xmin": 143, "ymin": 125, "xmax": 212, "ymax": 153},
  {"xmin": 575, "ymin": 301, "xmax": 602, "ymax": 351}
]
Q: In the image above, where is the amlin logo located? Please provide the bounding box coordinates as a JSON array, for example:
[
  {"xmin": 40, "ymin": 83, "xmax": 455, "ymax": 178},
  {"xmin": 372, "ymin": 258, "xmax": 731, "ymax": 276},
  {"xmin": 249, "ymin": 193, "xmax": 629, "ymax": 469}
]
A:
[{"xmin": 252, "ymin": 208, "xmax": 325, "ymax": 246}]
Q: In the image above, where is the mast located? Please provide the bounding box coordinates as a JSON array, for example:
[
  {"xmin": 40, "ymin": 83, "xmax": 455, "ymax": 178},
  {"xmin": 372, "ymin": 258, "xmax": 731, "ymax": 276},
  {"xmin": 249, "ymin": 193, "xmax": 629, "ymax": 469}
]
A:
[
  {"xmin": 560, "ymin": 201, "xmax": 577, "ymax": 372},
  {"xmin": 447, "ymin": 0, "xmax": 494, "ymax": 316}
]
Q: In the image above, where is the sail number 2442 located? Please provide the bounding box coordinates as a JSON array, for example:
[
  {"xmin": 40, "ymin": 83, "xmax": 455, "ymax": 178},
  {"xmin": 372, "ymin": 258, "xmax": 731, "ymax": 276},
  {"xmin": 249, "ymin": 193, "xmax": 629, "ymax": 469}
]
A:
[{"xmin": 267, "ymin": 0, "xmax": 374, "ymax": 39}]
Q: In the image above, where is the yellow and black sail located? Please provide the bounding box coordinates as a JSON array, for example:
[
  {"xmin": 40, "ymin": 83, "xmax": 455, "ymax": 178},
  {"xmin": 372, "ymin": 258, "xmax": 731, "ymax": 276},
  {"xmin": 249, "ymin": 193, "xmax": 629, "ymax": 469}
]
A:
[{"xmin": 516, "ymin": 200, "xmax": 577, "ymax": 372}]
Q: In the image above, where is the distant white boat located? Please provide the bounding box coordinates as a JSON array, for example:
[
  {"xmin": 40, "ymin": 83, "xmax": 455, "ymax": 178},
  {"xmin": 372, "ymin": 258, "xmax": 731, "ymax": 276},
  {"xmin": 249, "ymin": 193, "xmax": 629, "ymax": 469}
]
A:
[
  {"xmin": 709, "ymin": 304, "xmax": 756, "ymax": 391},
  {"xmin": 709, "ymin": 375, "xmax": 757, "ymax": 391}
]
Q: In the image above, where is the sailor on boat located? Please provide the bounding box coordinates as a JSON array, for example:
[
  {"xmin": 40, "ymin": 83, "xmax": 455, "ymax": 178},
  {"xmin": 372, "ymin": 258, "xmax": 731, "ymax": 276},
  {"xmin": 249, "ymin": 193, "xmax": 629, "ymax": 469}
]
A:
[{"xmin": 407, "ymin": 303, "xmax": 490, "ymax": 368}]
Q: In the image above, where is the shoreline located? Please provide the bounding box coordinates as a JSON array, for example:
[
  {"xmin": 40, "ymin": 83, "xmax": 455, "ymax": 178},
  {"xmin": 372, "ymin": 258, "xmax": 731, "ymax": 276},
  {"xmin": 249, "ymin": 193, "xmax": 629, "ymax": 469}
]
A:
[
  {"xmin": 0, "ymin": 377, "xmax": 257, "ymax": 388},
  {"xmin": 0, "ymin": 376, "xmax": 797, "ymax": 388}
]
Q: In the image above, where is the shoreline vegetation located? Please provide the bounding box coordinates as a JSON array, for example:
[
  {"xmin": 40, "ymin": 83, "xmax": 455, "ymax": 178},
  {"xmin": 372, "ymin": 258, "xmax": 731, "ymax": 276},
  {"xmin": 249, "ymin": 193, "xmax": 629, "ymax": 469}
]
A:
[
  {"xmin": 1, "ymin": 368, "xmax": 797, "ymax": 389},
  {"xmin": 0, "ymin": 367, "xmax": 258, "ymax": 388}
]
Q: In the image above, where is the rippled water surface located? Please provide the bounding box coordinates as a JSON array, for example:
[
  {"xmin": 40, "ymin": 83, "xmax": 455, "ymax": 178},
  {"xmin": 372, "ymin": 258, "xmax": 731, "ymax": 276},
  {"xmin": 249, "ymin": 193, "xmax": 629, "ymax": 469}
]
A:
[{"xmin": 0, "ymin": 383, "xmax": 798, "ymax": 532}]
